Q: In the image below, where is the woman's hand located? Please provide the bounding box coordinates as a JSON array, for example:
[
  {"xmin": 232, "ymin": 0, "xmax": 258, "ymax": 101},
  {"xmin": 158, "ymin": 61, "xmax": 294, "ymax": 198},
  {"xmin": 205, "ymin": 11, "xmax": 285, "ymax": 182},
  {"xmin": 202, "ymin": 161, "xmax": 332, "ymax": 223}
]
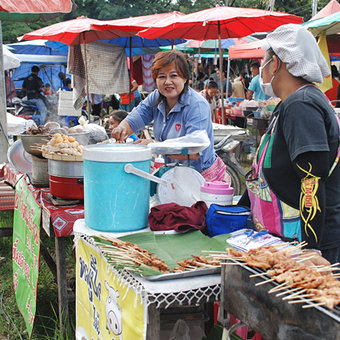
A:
[
  {"xmin": 111, "ymin": 120, "xmax": 133, "ymax": 142},
  {"xmin": 133, "ymin": 139, "xmax": 154, "ymax": 146}
]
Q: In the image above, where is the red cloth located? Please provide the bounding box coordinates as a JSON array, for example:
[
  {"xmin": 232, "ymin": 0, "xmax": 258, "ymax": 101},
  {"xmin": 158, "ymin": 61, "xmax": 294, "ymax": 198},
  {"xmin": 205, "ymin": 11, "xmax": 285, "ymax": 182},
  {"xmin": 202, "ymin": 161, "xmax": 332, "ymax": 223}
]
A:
[
  {"xmin": 148, "ymin": 201, "xmax": 208, "ymax": 233},
  {"xmin": 325, "ymin": 78, "xmax": 340, "ymax": 106}
]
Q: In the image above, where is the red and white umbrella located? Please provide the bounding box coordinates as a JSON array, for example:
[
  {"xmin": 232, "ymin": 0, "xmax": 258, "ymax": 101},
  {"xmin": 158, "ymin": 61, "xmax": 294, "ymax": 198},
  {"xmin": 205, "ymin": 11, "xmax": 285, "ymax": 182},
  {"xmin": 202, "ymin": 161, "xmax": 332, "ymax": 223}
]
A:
[
  {"xmin": 139, "ymin": 5, "xmax": 303, "ymax": 124},
  {"xmin": 18, "ymin": 16, "xmax": 134, "ymax": 46},
  {"xmin": 138, "ymin": 5, "xmax": 303, "ymax": 40}
]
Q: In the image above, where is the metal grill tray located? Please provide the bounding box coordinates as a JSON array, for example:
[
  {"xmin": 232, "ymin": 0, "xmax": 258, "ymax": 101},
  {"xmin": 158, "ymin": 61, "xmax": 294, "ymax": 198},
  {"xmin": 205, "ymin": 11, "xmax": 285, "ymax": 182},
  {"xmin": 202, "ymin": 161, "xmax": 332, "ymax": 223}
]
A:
[{"xmin": 140, "ymin": 267, "xmax": 221, "ymax": 281}]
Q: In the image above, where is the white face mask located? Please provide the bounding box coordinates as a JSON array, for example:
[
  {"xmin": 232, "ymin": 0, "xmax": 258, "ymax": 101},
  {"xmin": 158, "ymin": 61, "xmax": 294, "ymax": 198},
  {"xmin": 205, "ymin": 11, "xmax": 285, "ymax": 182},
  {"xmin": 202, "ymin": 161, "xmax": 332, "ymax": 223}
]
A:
[{"xmin": 259, "ymin": 58, "xmax": 279, "ymax": 98}]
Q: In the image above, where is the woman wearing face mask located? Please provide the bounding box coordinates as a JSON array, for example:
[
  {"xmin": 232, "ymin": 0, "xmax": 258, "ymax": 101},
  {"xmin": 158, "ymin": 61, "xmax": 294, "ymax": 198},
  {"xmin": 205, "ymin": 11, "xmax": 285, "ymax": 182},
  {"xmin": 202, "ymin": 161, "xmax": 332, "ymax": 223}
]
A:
[
  {"xmin": 239, "ymin": 24, "xmax": 340, "ymax": 265},
  {"xmin": 112, "ymin": 50, "xmax": 231, "ymax": 183}
]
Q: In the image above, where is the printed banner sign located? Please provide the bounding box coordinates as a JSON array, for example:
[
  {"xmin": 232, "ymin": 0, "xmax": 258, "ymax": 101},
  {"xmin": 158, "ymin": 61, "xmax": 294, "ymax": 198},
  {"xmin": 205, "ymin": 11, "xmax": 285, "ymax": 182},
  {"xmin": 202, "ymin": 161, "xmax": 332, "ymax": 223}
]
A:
[
  {"xmin": 76, "ymin": 238, "xmax": 146, "ymax": 340},
  {"xmin": 13, "ymin": 177, "xmax": 41, "ymax": 336}
]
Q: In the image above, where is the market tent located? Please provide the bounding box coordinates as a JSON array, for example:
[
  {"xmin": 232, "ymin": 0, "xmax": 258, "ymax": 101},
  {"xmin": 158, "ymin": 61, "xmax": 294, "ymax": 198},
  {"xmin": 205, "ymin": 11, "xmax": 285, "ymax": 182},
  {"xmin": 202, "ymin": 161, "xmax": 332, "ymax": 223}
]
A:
[
  {"xmin": 3, "ymin": 45, "xmax": 20, "ymax": 70},
  {"xmin": 8, "ymin": 40, "xmax": 67, "ymax": 56},
  {"xmin": 228, "ymin": 40, "xmax": 264, "ymax": 59},
  {"xmin": 311, "ymin": 0, "xmax": 340, "ymax": 20},
  {"xmin": 302, "ymin": 10, "xmax": 340, "ymax": 36}
]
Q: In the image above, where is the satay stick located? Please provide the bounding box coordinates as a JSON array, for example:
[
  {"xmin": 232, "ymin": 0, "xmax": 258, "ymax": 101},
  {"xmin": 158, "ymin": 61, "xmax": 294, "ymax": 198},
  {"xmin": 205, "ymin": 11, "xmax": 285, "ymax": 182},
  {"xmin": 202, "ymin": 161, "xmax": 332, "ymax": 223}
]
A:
[
  {"xmin": 249, "ymin": 270, "xmax": 273, "ymax": 278},
  {"xmin": 296, "ymin": 254, "xmax": 317, "ymax": 262},
  {"xmin": 312, "ymin": 262, "xmax": 339, "ymax": 269},
  {"xmin": 196, "ymin": 262, "xmax": 220, "ymax": 268},
  {"xmin": 282, "ymin": 288, "xmax": 308, "ymax": 300},
  {"xmin": 276, "ymin": 287, "xmax": 302, "ymax": 297},
  {"xmin": 302, "ymin": 302, "xmax": 326, "ymax": 309},
  {"xmin": 202, "ymin": 250, "xmax": 227, "ymax": 253},
  {"xmin": 97, "ymin": 243, "xmax": 153, "ymax": 262},
  {"xmin": 268, "ymin": 282, "xmax": 290, "ymax": 293},
  {"xmin": 255, "ymin": 278, "xmax": 275, "ymax": 286},
  {"xmin": 283, "ymin": 293, "xmax": 313, "ymax": 301}
]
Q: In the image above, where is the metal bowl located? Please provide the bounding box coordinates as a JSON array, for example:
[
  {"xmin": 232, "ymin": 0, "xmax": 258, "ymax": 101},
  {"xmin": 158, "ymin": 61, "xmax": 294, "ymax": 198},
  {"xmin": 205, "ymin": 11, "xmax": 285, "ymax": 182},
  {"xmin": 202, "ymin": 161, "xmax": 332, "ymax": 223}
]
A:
[{"xmin": 20, "ymin": 132, "xmax": 90, "ymax": 157}]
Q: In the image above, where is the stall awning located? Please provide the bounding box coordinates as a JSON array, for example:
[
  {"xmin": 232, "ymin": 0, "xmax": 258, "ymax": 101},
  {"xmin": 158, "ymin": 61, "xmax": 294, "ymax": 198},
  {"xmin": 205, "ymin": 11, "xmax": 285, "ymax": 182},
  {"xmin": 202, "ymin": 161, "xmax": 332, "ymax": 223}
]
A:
[{"xmin": 228, "ymin": 40, "xmax": 264, "ymax": 59}]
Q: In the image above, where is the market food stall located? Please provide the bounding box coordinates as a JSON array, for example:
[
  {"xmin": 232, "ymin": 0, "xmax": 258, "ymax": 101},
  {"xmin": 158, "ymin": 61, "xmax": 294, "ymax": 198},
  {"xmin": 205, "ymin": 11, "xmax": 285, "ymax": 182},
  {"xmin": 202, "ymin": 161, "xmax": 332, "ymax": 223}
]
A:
[
  {"xmin": 219, "ymin": 245, "xmax": 340, "ymax": 340},
  {"xmin": 74, "ymin": 223, "xmax": 224, "ymax": 339}
]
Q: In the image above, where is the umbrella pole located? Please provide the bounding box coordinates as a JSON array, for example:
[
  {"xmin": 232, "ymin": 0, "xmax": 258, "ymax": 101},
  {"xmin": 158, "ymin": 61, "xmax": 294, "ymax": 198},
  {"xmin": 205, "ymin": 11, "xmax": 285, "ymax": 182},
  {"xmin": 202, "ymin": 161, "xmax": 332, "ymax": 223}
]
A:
[
  {"xmin": 218, "ymin": 21, "xmax": 225, "ymax": 125},
  {"xmin": 226, "ymin": 56, "xmax": 231, "ymax": 100},
  {"xmin": 82, "ymin": 35, "xmax": 91, "ymax": 120},
  {"xmin": 129, "ymin": 36, "xmax": 132, "ymax": 112}
]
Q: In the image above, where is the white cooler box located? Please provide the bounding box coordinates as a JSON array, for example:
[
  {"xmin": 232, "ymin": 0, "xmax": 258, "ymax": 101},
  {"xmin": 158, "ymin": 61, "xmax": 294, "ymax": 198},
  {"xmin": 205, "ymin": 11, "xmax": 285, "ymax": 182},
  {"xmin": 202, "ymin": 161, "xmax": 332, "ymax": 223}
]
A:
[{"xmin": 57, "ymin": 91, "xmax": 81, "ymax": 117}]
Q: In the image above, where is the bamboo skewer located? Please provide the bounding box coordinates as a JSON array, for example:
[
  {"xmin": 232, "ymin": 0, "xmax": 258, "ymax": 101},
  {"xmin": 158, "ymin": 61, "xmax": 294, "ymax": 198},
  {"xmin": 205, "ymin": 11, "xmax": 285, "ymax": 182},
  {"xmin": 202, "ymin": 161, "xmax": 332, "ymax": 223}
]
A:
[
  {"xmin": 255, "ymin": 278, "xmax": 275, "ymax": 286},
  {"xmin": 302, "ymin": 302, "xmax": 326, "ymax": 309},
  {"xmin": 276, "ymin": 287, "xmax": 302, "ymax": 297},
  {"xmin": 268, "ymin": 282, "xmax": 290, "ymax": 293},
  {"xmin": 283, "ymin": 293, "xmax": 312, "ymax": 301}
]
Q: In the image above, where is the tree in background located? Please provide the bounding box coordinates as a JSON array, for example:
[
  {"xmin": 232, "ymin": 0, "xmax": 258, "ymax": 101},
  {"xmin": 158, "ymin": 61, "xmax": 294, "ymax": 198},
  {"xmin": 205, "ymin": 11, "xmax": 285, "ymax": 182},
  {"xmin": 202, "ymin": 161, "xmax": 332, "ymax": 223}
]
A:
[{"xmin": 1, "ymin": 0, "xmax": 331, "ymax": 44}]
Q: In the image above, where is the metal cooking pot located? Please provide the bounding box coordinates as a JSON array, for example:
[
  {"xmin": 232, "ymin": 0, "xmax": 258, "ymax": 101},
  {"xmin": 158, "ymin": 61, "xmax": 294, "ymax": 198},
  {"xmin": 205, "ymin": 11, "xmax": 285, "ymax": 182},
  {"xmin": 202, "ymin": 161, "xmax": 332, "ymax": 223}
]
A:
[
  {"xmin": 20, "ymin": 132, "xmax": 90, "ymax": 157},
  {"xmin": 48, "ymin": 159, "xmax": 83, "ymax": 178}
]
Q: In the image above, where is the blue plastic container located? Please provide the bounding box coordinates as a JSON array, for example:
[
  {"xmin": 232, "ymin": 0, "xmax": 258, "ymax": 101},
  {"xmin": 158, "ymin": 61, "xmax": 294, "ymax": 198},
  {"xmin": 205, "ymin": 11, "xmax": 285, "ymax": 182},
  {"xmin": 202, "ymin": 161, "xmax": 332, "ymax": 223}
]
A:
[{"xmin": 83, "ymin": 144, "xmax": 152, "ymax": 232}]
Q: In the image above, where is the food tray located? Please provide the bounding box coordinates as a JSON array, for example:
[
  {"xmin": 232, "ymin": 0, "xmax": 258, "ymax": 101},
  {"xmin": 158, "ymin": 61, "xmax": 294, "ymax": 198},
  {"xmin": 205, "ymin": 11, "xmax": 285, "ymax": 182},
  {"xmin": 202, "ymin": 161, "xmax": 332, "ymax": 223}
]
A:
[
  {"xmin": 42, "ymin": 151, "xmax": 83, "ymax": 162},
  {"xmin": 140, "ymin": 267, "xmax": 221, "ymax": 281}
]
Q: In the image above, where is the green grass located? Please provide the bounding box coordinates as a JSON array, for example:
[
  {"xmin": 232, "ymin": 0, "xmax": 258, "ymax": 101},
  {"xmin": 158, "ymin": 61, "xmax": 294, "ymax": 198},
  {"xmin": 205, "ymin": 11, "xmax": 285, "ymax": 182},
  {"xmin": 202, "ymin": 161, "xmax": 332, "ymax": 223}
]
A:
[{"xmin": 0, "ymin": 211, "xmax": 75, "ymax": 339}]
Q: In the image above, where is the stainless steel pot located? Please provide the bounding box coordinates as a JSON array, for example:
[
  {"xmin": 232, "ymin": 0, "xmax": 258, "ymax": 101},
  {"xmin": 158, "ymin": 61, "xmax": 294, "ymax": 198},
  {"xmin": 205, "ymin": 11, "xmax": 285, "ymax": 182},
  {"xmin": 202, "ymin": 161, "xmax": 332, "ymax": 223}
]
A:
[{"xmin": 48, "ymin": 159, "xmax": 83, "ymax": 178}]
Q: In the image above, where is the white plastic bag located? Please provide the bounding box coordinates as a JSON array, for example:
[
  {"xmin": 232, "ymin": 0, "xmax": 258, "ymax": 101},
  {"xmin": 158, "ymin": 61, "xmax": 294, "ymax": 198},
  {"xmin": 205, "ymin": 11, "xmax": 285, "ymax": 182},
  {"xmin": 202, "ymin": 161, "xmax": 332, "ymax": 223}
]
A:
[{"xmin": 150, "ymin": 130, "xmax": 210, "ymax": 155}]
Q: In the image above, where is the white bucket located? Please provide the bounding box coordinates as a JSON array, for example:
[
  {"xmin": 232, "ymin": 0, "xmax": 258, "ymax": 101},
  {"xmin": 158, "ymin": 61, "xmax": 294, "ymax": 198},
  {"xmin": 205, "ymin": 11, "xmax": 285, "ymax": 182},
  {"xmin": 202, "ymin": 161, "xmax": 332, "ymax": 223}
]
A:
[{"xmin": 200, "ymin": 181, "xmax": 234, "ymax": 208}]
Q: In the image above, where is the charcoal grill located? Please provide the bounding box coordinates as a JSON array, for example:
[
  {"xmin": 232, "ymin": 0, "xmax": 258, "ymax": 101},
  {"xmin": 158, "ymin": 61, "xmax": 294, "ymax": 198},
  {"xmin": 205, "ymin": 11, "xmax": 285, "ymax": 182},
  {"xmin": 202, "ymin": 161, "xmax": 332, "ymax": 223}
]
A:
[{"xmin": 220, "ymin": 260, "xmax": 340, "ymax": 340}]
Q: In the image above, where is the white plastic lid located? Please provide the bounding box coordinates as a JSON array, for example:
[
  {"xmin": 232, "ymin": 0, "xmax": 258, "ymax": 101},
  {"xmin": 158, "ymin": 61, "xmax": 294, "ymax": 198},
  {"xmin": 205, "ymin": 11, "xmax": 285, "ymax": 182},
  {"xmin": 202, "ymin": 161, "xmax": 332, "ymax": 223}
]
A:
[{"xmin": 83, "ymin": 144, "xmax": 152, "ymax": 162}]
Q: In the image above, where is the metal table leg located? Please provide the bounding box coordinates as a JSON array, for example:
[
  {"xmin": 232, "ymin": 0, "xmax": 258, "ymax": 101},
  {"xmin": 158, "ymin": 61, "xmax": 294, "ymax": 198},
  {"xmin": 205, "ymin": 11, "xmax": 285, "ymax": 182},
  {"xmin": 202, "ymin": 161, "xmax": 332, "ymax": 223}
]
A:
[{"xmin": 146, "ymin": 303, "xmax": 160, "ymax": 340}]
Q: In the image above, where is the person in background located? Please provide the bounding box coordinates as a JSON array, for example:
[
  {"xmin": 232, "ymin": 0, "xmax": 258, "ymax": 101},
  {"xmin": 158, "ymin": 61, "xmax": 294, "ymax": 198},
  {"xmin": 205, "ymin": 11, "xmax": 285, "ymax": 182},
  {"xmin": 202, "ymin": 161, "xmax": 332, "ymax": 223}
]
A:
[
  {"xmin": 119, "ymin": 78, "xmax": 138, "ymax": 112},
  {"xmin": 232, "ymin": 72, "xmax": 246, "ymax": 99},
  {"xmin": 21, "ymin": 65, "xmax": 48, "ymax": 123},
  {"xmin": 58, "ymin": 72, "xmax": 72, "ymax": 91},
  {"xmin": 43, "ymin": 83, "xmax": 56, "ymax": 95},
  {"xmin": 134, "ymin": 85, "xmax": 142, "ymax": 107},
  {"xmin": 90, "ymin": 93, "xmax": 103, "ymax": 117},
  {"xmin": 200, "ymin": 80, "xmax": 220, "ymax": 120},
  {"xmin": 239, "ymin": 24, "xmax": 340, "ymax": 265},
  {"xmin": 112, "ymin": 50, "xmax": 231, "ymax": 184},
  {"xmin": 325, "ymin": 65, "xmax": 340, "ymax": 107},
  {"xmin": 64, "ymin": 78, "xmax": 72, "ymax": 91},
  {"xmin": 217, "ymin": 70, "xmax": 232, "ymax": 97},
  {"xmin": 193, "ymin": 71, "xmax": 206, "ymax": 92},
  {"xmin": 108, "ymin": 110, "xmax": 138, "ymax": 142},
  {"xmin": 247, "ymin": 62, "xmax": 270, "ymax": 101}
]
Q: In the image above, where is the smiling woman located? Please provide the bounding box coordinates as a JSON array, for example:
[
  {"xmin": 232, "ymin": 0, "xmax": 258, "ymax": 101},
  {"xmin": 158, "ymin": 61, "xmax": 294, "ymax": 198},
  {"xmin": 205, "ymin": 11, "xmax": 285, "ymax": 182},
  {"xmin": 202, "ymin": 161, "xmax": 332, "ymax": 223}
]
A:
[{"xmin": 111, "ymin": 50, "xmax": 231, "ymax": 183}]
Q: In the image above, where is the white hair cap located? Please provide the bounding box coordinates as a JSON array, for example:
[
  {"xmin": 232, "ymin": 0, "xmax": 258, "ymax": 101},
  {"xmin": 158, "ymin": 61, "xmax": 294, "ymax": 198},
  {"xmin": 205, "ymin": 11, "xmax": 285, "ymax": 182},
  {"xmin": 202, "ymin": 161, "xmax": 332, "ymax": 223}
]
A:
[{"xmin": 261, "ymin": 24, "xmax": 330, "ymax": 83}]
